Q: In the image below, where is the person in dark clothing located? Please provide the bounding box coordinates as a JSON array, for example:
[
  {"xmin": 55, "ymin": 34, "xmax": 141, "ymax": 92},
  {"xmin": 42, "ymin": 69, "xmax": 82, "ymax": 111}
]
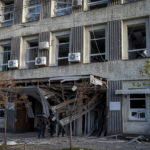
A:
[
  {"xmin": 58, "ymin": 113, "xmax": 65, "ymax": 137},
  {"xmin": 49, "ymin": 115, "xmax": 56, "ymax": 137},
  {"xmin": 38, "ymin": 113, "xmax": 48, "ymax": 138},
  {"xmin": 58, "ymin": 124, "xmax": 65, "ymax": 137}
]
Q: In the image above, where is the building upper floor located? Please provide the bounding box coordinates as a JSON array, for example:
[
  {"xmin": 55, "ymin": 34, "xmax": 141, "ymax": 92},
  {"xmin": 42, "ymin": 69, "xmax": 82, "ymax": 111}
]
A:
[
  {"xmin": 0, "ymin": 0, "xmax": 149, "ymax": 80},
  {"xmin": 0, "ymin": 16, "xmax": 150, "ymax": 80},
  {"xmin": 0, "ymin": 0, "xmax": 145, "ymax": 28}
]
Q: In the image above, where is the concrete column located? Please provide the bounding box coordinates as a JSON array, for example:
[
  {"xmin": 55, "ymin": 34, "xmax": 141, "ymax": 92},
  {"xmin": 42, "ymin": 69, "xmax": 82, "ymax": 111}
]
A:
[
  {"xmin": 51, "ymin": 0, "xmax": 55, "ymax": 17},
  {"xmin": 76, "ymin": 117, "xmax": 83, "ymax": 136}
]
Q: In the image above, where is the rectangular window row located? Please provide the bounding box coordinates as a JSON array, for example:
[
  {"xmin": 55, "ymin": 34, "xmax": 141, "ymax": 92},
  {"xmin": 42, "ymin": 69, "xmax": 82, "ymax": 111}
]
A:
[
  {"xmin": 0, "ymin": 19, "xmax": 149, "ymax": 71},
  {"xmin": 0, "ymin": 0, "xmax": 141, "ymax": 27}
]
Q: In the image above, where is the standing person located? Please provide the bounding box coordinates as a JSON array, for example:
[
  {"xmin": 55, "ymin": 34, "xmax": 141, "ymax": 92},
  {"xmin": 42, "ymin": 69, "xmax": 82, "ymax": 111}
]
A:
[
  {"xmin": 49, "ymin": 115, "xmax": 56, "ymax": 137},
  {"xmin": 58, "ymin": 113, "xmax": 65, "ymax": 137},
  {"xmin": 38, "ymin": 113, "xmax": 48, "ymax": 138}
]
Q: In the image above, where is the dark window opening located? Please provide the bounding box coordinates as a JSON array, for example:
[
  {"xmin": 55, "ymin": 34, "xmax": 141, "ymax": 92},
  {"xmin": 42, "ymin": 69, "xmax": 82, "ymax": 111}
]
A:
[
  {"xmin": 130, "ymin": 100, "xmax": 146, "ymax": 109},
  {"xmin": 0, "ymin": 109, "xmax": 4, "ymax": 118},
  {"xmin": 128, "ymin": 24, "xmax": 147, "ymax": 60},
  {"xmin": 27, "ymin": 41, "xmax": 39, "ymax": 69},
  {"xmin": 90, "ymin": 30, "xmax": 105, "ymax": 62},
  {"xmin": 2, "ymin": 45, "xmax": 11, "ymax": 71},
  {"xmin": 58, "ymin": 36, "xmax": 70, "ymax": 66},
  {"xmin": 125, "ymin": 0, "xmax": 140, "ymax": 3},
  {"xmin": 88, "ymin": 0, "xmax": 108, "ymax": 10},
  {"xmin": 26, "ymin": 0, "xmax": 41, "ymax": 22},
  {"xmin": 1, "ymin": 1, "xmax": 14, "ymax": 27},
  {"xmin": 130, "ymin": 94, "xmax": 145, "ymax": 99},
  {"xmin": 129, "ymin": 94, "xmax": 146, "ymax": 120},
  {"xmin": 28, "ymin": 0, "xmax": 40, "ymax": 5}
]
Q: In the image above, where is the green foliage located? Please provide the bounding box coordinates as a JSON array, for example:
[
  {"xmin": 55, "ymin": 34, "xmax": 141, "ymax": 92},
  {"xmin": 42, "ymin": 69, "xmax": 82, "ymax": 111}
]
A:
[
  {"xmin": 143, "ymin": 59, "xmax": 150, "ymax": 77},
  {"xmin": 62, "ymin": 148, "xmax": 92, "ymax": 150},
  {"xmin": 133, "ymin": 59, "xmax": 150, "ymax": 87},
  {"xmin": 0, "ymin": 144, "xmax": 9, "ymax": 149}
]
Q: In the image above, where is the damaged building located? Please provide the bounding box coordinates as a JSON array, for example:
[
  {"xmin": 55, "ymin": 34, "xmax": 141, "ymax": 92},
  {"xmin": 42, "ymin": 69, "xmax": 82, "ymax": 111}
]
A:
[{"xmin": 0, "ymin": 0, "xmax": 150, "ymax": 136}]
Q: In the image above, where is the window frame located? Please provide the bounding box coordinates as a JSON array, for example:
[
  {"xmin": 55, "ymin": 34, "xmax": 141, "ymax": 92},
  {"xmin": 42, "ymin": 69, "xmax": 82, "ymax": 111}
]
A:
[
  {"xmin": 24, "ymin": 0, "xmax": 41, "ymax": 22},
  {"xmin": 84, "ymin": 25, "xmax": 107, "ymax": 63},
  {"xmin": 123, "ymin": 18, "xmax": 150, "ymax": 60},
  {"xmin": 25, "ymin": 36, "xmax": 39, "ymax": 69},
  {"xmin": 0, "ymin": 109, "xmax": 5, "ymax": 118},
  {"xmin": 90, "ymin": 29, "xmax": 106, "ymax": 62},
  {"xmin": 51, "ymin": 30, "xmax": 71, "ymax": 66},
  {"xmin": 56, "ymin": 35, "xmax": 71, "ymax": 66},
  {"xmin": 0, "ymin": 41, "xmax": 11, "ymax": 72},
  {"xmin": 128, "ymin": 94, "xmax": 147, "ymax": 121},
  {"xmin": 51, "ymin": 0, "xmax": 72, "ymax": 17},
  {"xmin": 1, "ymin": 2, "xmax": 14, "ymax": 27},
  {"xmin": 84, "ymin": 0, "xmax": 108, "ymax": 11}
]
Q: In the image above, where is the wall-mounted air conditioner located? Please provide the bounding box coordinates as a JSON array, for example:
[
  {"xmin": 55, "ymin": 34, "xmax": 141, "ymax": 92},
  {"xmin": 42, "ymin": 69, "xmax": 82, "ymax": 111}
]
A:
[
  {"xmin": 68, "ymin": 52, "xmax": 81, "ymax": 62},
  {"xmin": 35, "ymin": 57, "xmax": 46, "ymax": 66},
  {"xmin": 72, "ymin": 0, "xmax": 82, "ymax": 7},
  {"xmin": 39, "ymin": 42, "xmax": 50, "ymax": 50},
  {"xmin": 8, "ymin": 60, "xmax": 18, "ymax": 68}
]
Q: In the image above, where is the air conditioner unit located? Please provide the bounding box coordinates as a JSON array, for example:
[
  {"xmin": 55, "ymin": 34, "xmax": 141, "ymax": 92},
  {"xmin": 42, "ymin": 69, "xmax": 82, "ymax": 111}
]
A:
[
  {"xmin": 68, "ymin": 52, "xmax": 81, "ymax": 62},
  {"xmin": 39, "ymin": 42, "xmax": 50, "ymax": 50},
  {"xmin": 8, "ymin": 60, "xmax": 18, "ymax": 68},
  {"xmin": 35, "ymin": 57, "xmax": 47, "ymax": 66},
  {"xmin": 72, "ymin": 0, "xmax": 82, "ymax": 7}
]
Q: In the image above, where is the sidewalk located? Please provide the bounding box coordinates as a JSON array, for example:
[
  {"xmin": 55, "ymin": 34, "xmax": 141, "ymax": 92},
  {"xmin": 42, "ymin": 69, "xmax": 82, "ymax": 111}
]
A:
[{"xmin": 0, "ymin": 132, "xmax": 150, "ymax": 150}]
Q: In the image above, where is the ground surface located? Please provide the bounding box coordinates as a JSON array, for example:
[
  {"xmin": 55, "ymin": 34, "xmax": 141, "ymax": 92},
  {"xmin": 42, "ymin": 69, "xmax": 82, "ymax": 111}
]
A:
[{"xmin": 0, "ymin": 132, "xmax": 150, "ymax": 150}]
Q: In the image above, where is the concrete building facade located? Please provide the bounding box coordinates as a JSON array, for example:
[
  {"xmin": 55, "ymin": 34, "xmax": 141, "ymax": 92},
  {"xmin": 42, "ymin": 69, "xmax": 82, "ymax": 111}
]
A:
[{"xmin": 0, "ymin": 0, "xmax": 150, "ymax": 136}]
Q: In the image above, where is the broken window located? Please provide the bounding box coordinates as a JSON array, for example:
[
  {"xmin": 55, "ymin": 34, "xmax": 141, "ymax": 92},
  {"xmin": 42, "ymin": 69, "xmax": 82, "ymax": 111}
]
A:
[
  {"xmin": 1, "ymin": 1, "xmax": 14, "ymax": 27},
  {"xmin": 128, "ymin": 24, "xmax": 147, "ymax": 59},
  {"xmin": 26, "ymin": 40, "xmax": 39, "ymax": 69},
  {"xmin": 55, "ymin": 0, "xmax": 72, "ymax": 16},
  {"xmin": 26, "ymin": 0, "xmax": 41, "ymax": 22},
  {"xmin": 125, "ymin": 0, "xmax": 140, "ymax": 3},
  {"xmin": 57, "ymin": 36, "xmax": 70, "ymax": 66},
  {"xmin": 129, "ymin": 94, "xmax": 146, "ymax": 121},
  {"xmin": 0, "ymin": 44, "xmax": 11, "ymax": 71},
  {"xmin": 90, "ymin": 30, "xmax": 105, "ymax": 62},
  {"xmin": 0, "ymin": 109, "xmax": 4, "ymax": 118},
  {"xmin": 88, "ymin": 0, "xmax": 108, "ymax": 10}
]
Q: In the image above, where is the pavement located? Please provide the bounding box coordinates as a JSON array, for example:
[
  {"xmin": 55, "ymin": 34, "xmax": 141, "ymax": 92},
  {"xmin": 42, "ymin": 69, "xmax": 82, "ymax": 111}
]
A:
[{"xmin": 0, "ymin": 132, "xmax": 150, "ymax": 150}]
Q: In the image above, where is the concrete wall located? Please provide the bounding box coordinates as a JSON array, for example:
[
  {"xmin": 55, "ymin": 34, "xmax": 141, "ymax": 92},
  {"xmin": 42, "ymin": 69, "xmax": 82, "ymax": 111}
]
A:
[
  {"xmin": 0, "ymin": 0, "xmax": 149, "ymax": 40},
  {"xmin": 5, "ymin": 59, "xmax": 148, "ymax": 81}
]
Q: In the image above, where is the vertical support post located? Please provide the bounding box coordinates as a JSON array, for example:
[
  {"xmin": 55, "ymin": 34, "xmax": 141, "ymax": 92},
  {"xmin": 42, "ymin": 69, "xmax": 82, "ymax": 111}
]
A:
[
  {"xmin": 69, "ymin": 116, "xmax": 73, "ymax": 150},
  {"xmin": 4, "ymin": 93, "xmax": 8, "ymax": 145}
]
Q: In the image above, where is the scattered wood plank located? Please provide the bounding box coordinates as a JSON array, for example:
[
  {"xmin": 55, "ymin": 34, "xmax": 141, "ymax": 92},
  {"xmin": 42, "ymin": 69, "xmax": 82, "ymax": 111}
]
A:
[{"xmin": 126, "ymin": 136, "xmax": 144, "ymax": 144}]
